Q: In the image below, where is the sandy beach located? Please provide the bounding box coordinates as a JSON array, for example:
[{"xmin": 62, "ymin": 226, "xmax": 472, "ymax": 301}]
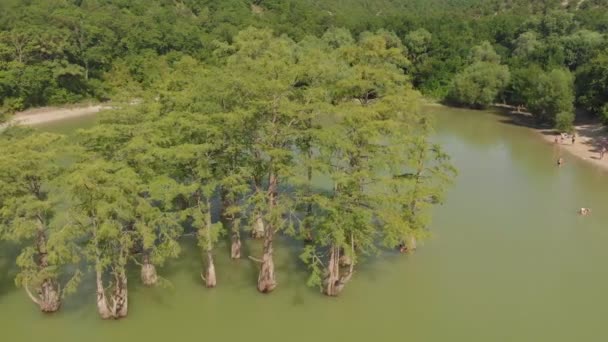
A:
[
  {"xmin": 538, "ymin": 123, "xmax": 608, "ymax": 171},
  {"xmin": 1, "ymin": 103, "xmax": 109, "ymax": 128}
]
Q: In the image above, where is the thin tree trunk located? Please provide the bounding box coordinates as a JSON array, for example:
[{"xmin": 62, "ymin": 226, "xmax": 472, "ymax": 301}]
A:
[
  {"xmin": 96, "ymin": 268, "xmax": 113, "ymax": 319},
  {"xmin": 34, "ymin": 227, "xmax": 61, "ymax": 312},
  {"xmin": 257, "ymin": 172, "xmax": 277, "ymax": 293},
  {"xmin": 112, "ymin": 269, "xmax": 128, "ymax": 318},
  {"xmin": 203, "ymin": 198, "xmax": 217, "ymax": 288},
  {"xmin": 257, "ymin": 233, "xmax": 276, "ymax": 293},
  {"xmin": 252, "ymin": 175, "xmax": 265, "ymax": 239},
  {"xmin": 324, "ymin": 235, "xmax": 355, "ymax": 297},
  {"xmin": 221, "ymin": 186, "xmax": 242, "ymax": 259},
  {"xmin": 204, "ymin": 251, "xmax": 217, "ymax": 288},
  {"xmin": 252, "ymin": 213, "xmax": 265, "ymax": 238},
  {"xmin": 303, "ymin": 146, "xmax": 314, "ymax": 243},
  {"xmin": 231, "ymin": 221, "xmax": 242, "ymax": 259},
  {"xmin": 140, "ymin": 253, "xmax": 158, "ymax": 286}
]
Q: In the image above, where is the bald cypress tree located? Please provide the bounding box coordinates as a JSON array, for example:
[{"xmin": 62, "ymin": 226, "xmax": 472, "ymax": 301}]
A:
[{"xmin": 0, "ymin": 128, "xmax": 80, "ymax": 312}]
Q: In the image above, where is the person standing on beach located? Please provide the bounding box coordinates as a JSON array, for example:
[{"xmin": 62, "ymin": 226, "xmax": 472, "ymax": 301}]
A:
[
  {"xmin": 571, "ymin": 134, "xmax": 576, "ymax": 145},
  {"xmin": 554, "ymin": 136, "xmax": 559, "ymax": 145},
  {"xmin": 601, "ymin": 146, "xmax": 606, "ymax": 160}
]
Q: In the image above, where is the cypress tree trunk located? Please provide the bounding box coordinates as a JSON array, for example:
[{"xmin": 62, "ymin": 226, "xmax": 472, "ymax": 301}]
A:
[
  {"xmin": 302, "ymin": 143, "xmax": 314, "ymax": 243},
  {"xmin": 96, "ymin": 268, "xmax": 113, "ymax": 320},
  {"xmin": 96, "ymin": 261, "xmax": 128, "ymax": 319},
  {"xmin": 221, "ymin": 186, "xmax": 242, "ymax": 259},
  {"xmin": 140, "ymin": 254, "xmax": 158, "ymax": 286},
  {"xmin": 339, "ymin": 247, "xmax": 352, "ymax": 267},
  {"xmin": 112, "ymin": 270, "xmax": 128, "ymax": 318},
  {"xmin": 30, "ymin": 228, "xmax": 61, "ymax": 313},
  {"xmin": 202, "ymin": 198, "xmax": 217, "ymax": 288},
  {"xmin": 38, "ymin": 278, "xmax": 61, "ymax": 312},
  {"xmin": 324, "ymin": 236, "xmax": 355, "ymax": 297},
  {"xmin": 252, "ymin": 175, "xmax": 265, "ymax": 239},
  {"xmin": 252, "ymin": 213, "xmax": 265, "ymax": 239},
  {"xmin": 324, "ymin": 245, "xmax": 340, "ymax": 296},
  {"xmin": 204, "ymin": 251, "xmax": 217, "ymax": 288},
  {"xmin": 257, "ymin": 172, "xmax": 277, "ymax": 293},
  {"xmin": 257, "ymin": 233, "xmax": 276, "ymax": 293},
  {"xmin": 231, "ymin": 227, "xmax": 242, "ymax": 259}
]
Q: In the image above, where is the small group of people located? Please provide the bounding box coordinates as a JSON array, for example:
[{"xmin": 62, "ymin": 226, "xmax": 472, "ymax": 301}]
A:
[
  {"xmin": 554, "ymin": 132, "xmax": 608, "ymax": 161},
  {"xmin": 554, "ymin": 132, "xmax": 576, "ymax": 145}
]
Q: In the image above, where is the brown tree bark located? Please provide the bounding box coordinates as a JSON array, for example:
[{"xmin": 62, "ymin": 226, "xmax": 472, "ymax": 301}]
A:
[
  {"xmin": 204, "ymin": 251, "xmax": 217, "ymax": 288},
  {"xmin": 221, "ymin": 186, "xmax": 242, "ymax": 259},
  {"xmin": 324, "ymin": 237, "xmax": 355, "ymax": 297},
  {"xmin": 201, "ymin": 198, "xmax": 217, "ymax": 288},
  {"xmin": 252, "ymin": 213, "xmax": 265, "ymax": 239},
  {"xmin": 30, "ymin": 228, "xmax": 61, "ymax": 313},
  {"xmin": 231, "ymin": 232, "xmax": 241, "ymax": 259},
  {"xmin": 257, "ymin": 172, "xmax": 278, "ymax": 293},
  {"xmin": 96, "ymin": 268, "xmax": 128, "ymax": 320},
  {"xmin": 96, "ymin": 269, "xmax": 113, "ymax": 320},
  {"xmin": 140, "ymin": 254, "xmax": 158, "ymax": 286}
]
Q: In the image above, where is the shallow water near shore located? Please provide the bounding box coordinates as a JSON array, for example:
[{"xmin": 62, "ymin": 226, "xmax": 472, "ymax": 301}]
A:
[{"xmin": 2, "ymin": 106, "xmax": 608, "ymax": 341}]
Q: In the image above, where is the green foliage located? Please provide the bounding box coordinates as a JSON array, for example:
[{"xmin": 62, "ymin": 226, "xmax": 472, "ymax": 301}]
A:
[
  {"xmin": 512, "ymin": 66, "xmax": 574, "ymax": 126},
  {"xmin": 576, "ymin": 52, "xmax": 608, "ymax": 119},
  {"xmin": 449, "ymin": 43, "xmax": 510, "ymax": 108},
  {"xmin": 0, "ymin": 128, "xmax": 81, "ymax": 300},
  {"xmin": 449, "ymin": 62, "xmax": 511, "ymax": 108}
]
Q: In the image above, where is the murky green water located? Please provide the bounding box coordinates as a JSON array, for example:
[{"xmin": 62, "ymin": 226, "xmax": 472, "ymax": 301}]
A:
[{"xmin": 2, "ymin": 106, "xmax": 608, "ymax": 341}]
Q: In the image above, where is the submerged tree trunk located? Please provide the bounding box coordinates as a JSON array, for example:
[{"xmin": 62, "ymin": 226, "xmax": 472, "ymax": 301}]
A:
[
  {"xmin": 339, "ymin": 247, "xmax": 352, "ymax": 267},
  {"xmin": 140, "ymin": 254, "xmax": 158, "ymax": 286},
  {"xmin": 324, "ymin": 237, "xmax": 355, "ymax": 297},
  {"xmin": 96, "ymin": 265, "xmax": 128, "ymax": 319},
  {"xmin": 231, "ymin": 230, "xmax": 241, "ymax": 259},
  {"xmin": 96, "ymin": 269, "xmax": 113, "ymax": 320},
  {"xmin": 252, "ymin": 213, "xmax": 265, "ymax": 239},
  {"xmin": 202, "ymin": 198, "xmax": 217, "ymax": 288},
  {"xmin": 27, "ymin": 229, "xmax": 61, "ymax": 313},
  {"xmin": 221, "ymin": 187, "xmax": 242, "ymax": 259},
  {"xmin": 302, "ymin": 145, "xmax": 314, "ymax": 243},
  {"xmin": 257, "ymin": 172, "xmax": 277, "ymax": 293},
  {"xmin": 204, "ymin": 251, "xmax": 217, "ymax": 288},
  {"xmin": 257, "ymin": 234, "xmax": 276, "ymax": 293}
]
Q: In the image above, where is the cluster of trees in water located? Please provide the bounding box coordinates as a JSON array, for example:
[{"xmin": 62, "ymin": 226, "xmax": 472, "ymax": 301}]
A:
[
  {"xmin": 1, "ymin": 0, "xmax": 607, "ymax": 128},
  {"xmin": 0, "ymin": 28, "xmax": 455, "ymax": 318}
]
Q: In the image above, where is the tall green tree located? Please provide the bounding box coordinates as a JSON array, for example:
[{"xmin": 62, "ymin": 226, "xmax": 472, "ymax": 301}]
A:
[
  {"xmin": 576, "ymin": 52, "xmax": 608, "ymax": 122},
  {"xmin": 512, "ymin": 66, "xmax": 575, "ymax": 129},
  {"xmin": 65, "ymin": 159, "xmax": 144, "ymax": 319},
  {"xmin": 0, "ymin": 129, "xmax": 80, "ymax": 312},
  {"xmin": 448, "ymin": 42, "xmax": 510, "ymax": 108}
]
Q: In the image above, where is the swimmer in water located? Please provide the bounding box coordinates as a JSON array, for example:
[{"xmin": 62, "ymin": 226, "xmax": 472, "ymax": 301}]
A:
[
  {"xmin": 557, "ymin": 157, "xmax": 564, "ymax": 166},
  {"xmin": 579, "ymin": 208, "xmax": 591, "ymax": 216}
]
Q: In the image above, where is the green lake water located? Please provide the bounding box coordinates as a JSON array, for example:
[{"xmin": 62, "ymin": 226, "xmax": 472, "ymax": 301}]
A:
[{"xmin": 2, "ymin": 106, "xmax": 608, "ymax": 341}]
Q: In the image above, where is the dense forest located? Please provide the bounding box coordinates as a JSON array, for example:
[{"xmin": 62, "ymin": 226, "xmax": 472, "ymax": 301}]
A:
[
  {"xmin": 0, "ymin": 0, "xmax": 607, "ymax": 319},
  {"xmin": 1, "ymin": 0, "xmax": 607, "ymax": 127}
]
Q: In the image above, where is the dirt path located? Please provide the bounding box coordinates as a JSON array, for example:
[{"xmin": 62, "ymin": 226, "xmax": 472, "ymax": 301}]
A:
[{"xmin": 2, "ymin": 103, "xmax": 110, "ymax": 128}]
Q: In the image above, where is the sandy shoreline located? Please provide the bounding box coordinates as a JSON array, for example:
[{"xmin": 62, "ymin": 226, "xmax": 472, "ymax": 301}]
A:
[
  {"xmin": 492, "ymin": 104, "xmax": 608, "ymax": 171},
  {"xmin": 1, "ymin": 103, "xmax": 110, "ymax": 128},
  {"xmin": 537, "ymin": 124, "xmax": 608, "ymax": 171}
]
